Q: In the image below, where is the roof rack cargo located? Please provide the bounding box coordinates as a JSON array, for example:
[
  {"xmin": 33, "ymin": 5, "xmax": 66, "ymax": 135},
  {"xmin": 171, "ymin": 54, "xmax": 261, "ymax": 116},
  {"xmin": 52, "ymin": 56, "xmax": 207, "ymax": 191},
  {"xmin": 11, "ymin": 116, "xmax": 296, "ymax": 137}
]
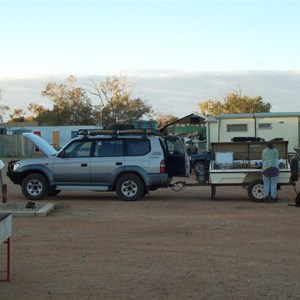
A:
[
  {"xmin": 231, "ymin": 137, "xmax": 265, "ymax": 142},
  {"xmin": 87, "ymin": 129, "xmax": 116, "ymax": 136},
  {"xmin": 117, "ymin": 129, "xmax": 156, "ymax": 136},
  {"xmin": 107, "ymin": 124, "xmax": 135, "ymax": 131},
  {"xmin": 77, "ymin": 129, "xmax": 159, "ymax": 137},
  {"xmin": 77, "ymin": 129, "xmax": 115, "ymax": 136}
]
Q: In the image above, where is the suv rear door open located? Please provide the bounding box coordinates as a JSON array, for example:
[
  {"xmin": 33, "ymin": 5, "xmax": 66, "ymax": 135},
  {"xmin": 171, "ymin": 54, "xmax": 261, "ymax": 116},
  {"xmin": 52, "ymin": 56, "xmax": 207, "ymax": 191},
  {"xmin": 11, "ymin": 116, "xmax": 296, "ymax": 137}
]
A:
[{"xmin": 163, "ymin": 137, "xmax": 190, "ymax": 177}]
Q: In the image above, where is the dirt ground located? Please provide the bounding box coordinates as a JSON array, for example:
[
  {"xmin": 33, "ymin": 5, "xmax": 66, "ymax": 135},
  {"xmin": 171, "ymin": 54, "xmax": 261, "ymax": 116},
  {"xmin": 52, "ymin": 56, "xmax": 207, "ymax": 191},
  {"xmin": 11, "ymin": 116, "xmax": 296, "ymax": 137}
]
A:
[{"xmin": 1, "ymin": 157, "xmax": 300, "ymax": 300}]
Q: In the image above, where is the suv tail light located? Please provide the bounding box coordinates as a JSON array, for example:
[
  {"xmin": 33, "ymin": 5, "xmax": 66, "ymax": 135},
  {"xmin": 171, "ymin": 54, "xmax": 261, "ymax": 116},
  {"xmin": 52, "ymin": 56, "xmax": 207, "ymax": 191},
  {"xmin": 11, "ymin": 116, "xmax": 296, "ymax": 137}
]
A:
[{"xmin": 160, "ymin": 159, "xmax": 166, "ymax": 173}]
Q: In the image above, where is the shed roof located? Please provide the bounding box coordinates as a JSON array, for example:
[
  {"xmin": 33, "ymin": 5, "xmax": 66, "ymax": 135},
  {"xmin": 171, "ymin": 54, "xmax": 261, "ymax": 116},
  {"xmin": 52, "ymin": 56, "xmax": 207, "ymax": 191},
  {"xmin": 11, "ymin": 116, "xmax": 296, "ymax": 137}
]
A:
[
  {"xmin": 164, "ymin": 113, "xmax": 205, "ymax": 127},
  {"xmin": 159, "ymin": 113, "xmax": 206, "ymax": 135}
]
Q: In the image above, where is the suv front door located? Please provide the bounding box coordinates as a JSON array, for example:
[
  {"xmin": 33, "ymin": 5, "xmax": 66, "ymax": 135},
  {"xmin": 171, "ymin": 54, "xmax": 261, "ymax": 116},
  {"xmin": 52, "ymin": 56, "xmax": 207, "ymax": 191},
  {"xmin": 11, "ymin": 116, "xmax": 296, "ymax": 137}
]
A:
[{"xmin": 54, "ymin": 140, "xmax": 93, "ymax": 184}]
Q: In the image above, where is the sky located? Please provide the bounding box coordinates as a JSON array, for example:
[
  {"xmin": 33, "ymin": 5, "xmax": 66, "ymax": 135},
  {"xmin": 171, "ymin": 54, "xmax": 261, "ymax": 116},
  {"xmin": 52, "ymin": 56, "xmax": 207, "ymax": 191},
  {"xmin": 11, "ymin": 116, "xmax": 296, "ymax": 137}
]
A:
[{"xmin": 1, "ymin": 0, "xmax": 300, "ymax": 121}]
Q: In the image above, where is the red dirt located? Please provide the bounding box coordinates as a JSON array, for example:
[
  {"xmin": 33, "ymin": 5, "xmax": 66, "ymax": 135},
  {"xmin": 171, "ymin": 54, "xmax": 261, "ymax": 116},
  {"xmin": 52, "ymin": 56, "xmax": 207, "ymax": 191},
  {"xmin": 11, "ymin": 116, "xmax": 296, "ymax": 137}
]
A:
[{"xmin": 1, "ymin": 158, "xmax": 300, "ymax": 299}]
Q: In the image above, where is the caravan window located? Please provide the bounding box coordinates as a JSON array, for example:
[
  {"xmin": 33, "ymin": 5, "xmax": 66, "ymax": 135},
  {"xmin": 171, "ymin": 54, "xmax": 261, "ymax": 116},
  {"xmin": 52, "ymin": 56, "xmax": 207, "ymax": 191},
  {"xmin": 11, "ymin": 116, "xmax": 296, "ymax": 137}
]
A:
[
  {"xmin": 258, "ymin": 123, "xmax": 272, "ymax": 129},
  {"xmin": 227, "ymin": 124, "xmax": 248, "ymax": 132}
]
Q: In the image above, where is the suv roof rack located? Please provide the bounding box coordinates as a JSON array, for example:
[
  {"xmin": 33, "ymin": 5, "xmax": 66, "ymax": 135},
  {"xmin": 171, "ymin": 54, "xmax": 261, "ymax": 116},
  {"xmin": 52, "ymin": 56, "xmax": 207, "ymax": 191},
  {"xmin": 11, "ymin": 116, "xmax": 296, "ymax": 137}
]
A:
[{"xmin": 77, "ymin": 129, "xmax": 159, "ymax": 137}]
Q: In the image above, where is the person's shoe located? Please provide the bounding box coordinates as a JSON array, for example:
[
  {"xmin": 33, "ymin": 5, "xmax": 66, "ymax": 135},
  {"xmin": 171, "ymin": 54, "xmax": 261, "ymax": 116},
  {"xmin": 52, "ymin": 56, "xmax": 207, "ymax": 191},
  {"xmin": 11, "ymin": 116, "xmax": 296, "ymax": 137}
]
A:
[
  {"xmin": 270, "ymin": 197, "xmax": 278, "ymax": 203},
  {"xmin": 264, "ymin": 197, "xmax": 271, "ymax": 203}
]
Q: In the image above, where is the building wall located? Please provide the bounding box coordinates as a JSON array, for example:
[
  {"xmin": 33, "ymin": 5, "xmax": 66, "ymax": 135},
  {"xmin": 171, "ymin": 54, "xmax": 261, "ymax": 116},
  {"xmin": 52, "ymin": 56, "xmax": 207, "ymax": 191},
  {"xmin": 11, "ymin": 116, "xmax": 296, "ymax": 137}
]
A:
[{"xmin": 6, "ymin": 126, "xmax": 100, "ymax": 149}]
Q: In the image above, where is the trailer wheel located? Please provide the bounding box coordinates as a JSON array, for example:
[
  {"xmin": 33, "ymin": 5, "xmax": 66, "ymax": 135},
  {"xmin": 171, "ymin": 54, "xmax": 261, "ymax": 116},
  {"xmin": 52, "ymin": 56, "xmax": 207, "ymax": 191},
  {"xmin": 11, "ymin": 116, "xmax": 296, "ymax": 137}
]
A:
[
  {"xmin": 247, "ymin": 179, "xmax": 265, "ymax": 202},
  {"xmin": 290, "ymin": 156, "xmax": 299, "ymax": 182}
]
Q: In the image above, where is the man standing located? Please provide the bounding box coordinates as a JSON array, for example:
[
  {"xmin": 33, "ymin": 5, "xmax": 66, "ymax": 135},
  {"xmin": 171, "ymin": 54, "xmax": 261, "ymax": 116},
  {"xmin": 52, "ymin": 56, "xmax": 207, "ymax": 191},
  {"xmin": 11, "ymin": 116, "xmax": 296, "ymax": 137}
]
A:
[{"xmin": 262, "ymin": 142, "xmax": 279, "ymax": 203}]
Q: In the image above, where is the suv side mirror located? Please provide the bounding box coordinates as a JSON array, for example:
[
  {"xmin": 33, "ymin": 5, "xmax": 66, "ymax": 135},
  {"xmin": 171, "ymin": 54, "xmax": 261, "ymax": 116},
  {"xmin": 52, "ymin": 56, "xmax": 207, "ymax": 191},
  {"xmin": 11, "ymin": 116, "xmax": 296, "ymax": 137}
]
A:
[{"xmin": 58, "ymin": 150, "xmax": 66, "ymax": 158}]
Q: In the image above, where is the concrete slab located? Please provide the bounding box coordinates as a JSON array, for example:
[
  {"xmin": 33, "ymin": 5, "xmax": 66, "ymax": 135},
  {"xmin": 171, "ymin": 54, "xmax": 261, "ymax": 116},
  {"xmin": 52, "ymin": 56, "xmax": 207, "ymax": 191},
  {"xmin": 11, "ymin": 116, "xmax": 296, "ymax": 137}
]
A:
[{"xmin": 0, "ymin": 202, "xmax": 56, "ymax": 217}]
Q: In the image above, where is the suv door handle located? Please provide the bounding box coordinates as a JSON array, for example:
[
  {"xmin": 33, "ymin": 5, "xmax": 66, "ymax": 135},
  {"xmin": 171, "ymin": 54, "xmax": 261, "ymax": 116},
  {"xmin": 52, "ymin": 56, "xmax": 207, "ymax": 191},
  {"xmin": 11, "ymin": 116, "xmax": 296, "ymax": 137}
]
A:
[
  {"xmin": 116, "ymin": 162, "xmax": 122, "ymax": 165},
  {"xmin": 81, "ymin": 163, "xmax": 88, "ymax": 167}
]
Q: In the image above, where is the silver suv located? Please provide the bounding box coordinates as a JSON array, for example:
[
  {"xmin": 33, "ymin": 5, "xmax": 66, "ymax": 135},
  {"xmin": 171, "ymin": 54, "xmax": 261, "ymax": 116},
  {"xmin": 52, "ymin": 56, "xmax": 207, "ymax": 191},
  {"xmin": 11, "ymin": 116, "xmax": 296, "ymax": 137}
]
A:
[{"xmin": 7, "ymin": 130, "xmax": 189, "ymax": 201}]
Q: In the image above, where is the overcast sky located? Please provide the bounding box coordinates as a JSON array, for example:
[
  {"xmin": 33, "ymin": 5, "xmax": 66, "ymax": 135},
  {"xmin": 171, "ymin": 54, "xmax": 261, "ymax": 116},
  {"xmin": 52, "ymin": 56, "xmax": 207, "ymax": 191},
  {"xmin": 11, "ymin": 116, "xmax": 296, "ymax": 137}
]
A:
[{"xmin": 1, "ymin": 0, "xmax": 300, "ymax": 120}]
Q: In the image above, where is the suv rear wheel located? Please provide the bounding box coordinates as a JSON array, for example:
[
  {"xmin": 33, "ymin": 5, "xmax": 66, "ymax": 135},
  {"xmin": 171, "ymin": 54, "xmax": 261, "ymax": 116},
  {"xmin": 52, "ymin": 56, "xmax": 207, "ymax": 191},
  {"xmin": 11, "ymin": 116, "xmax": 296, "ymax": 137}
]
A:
[
  {"xmin": 116, "ymin": 174, "xmax": 144, "ymax": 201},
  {"xmin": 22, "ymin": 173, "xmax": 49, "ymax": 200}
]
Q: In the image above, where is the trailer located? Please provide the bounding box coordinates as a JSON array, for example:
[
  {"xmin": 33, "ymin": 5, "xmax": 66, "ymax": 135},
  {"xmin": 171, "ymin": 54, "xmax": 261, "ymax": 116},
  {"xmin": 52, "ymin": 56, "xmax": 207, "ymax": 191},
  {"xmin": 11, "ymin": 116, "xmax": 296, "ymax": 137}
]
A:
[{"xmin": 171, "ymin": 140, "xmax": 299, "ymax": 202}]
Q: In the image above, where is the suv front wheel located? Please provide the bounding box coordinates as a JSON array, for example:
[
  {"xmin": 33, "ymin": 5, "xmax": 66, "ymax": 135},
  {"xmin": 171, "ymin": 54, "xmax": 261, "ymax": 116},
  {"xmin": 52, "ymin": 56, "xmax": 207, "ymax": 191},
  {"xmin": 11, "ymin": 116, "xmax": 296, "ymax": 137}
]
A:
[
  {"xmin": 116, "ymin": 174, "xmax": 145, "ymax": 201},
  {"xmin": 22, "ymin": 173, "xmax": 49, "ymax": 200}
]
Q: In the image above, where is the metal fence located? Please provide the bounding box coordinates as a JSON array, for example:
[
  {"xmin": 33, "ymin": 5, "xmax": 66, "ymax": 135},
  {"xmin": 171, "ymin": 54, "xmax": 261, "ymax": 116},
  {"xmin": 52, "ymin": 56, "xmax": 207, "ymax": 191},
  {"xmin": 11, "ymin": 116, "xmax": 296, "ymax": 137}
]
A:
[{"xmin": 0, "ymin": 135, "xmax": 35, "ymax": 157}]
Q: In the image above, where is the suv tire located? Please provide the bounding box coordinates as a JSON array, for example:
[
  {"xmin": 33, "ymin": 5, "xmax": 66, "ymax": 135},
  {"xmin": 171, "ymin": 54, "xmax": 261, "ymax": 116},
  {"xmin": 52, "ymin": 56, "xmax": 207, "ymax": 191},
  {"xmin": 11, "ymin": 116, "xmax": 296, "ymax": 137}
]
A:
[
  {"xmin": 116, "ymin": 174, "xmax": 144, "ymax": 201},
  {"xmin": 193, "ymin": 161, "xmax": 207, "ymax": 174},
  {"xmin": 22, "ymin": 173, "xmax": 49, "ymax": 200}
]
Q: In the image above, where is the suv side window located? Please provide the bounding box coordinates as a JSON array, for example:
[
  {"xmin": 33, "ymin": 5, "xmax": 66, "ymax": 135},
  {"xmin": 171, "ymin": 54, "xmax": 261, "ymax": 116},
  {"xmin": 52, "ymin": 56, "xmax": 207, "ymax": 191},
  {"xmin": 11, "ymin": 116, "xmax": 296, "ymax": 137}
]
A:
[
  {"xmin": 125, "ymin": 139, "xmax": 151, "ymax": 156},
  {"xmin": 95, "ymin": 139, "xmax": 124, "ymax": 157},
  {"xmin": 63, "ymin": 140, "xmax": 93, "ymax": 157}
]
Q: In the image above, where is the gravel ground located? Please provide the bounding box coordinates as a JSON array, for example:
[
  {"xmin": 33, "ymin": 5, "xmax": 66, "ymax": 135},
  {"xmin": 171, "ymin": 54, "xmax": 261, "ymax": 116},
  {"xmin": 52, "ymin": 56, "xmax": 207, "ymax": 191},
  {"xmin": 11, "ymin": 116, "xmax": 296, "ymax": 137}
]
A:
[{"xmin": 1, "ymin": 157, "xmax": 300, "ymax": 300}]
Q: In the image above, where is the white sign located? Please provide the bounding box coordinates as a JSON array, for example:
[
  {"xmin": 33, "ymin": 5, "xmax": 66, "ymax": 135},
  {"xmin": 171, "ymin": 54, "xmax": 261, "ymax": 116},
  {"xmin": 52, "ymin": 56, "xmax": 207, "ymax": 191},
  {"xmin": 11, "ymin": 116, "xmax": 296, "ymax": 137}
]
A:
[{"xmin": 0, "ymin": 214, "xmax": 12, "ymax": 243}]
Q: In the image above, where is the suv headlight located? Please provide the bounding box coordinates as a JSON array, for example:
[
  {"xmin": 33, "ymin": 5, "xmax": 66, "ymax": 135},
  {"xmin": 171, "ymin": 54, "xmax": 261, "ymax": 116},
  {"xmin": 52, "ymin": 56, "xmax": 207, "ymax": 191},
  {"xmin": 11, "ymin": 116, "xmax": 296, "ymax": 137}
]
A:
[{"xmin": 13, "ymin": 162, "xmax": 21, "ymax": 171}]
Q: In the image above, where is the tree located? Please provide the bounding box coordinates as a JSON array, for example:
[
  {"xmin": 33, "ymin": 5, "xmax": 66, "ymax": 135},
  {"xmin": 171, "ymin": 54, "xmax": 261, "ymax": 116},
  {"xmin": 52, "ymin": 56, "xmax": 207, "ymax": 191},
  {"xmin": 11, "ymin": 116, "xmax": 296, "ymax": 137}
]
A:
[
  {"xmin": 155, "ymin": 112, "xmax": 178, "ymax": 128},
  {"xmin": 25, "ymin": 103, "xmax": 47, "ymax": 122},
  {"xmin": 85, "ymin": 75, "xmax": 152, "ymax": 127},
  {"xmin": 27, "ymin": 75, "xmax": 152, "ymax": 127},
  {"xmin": 0, "ymin": 90, "xmax": 9, "ymax": 122},
  {"xmin": 199, "ymin": 87, "xmax": 271, "ymax": 116},
  {"xmin": 8, "ymin": 108, "xmax": 26, "ymax": 122},
  {"xmin": 28, "ymin": 102, "xmax": 47, "ymax": 118},
  {"xmin": 198, "ymin": 99, "xmax": 224, "ymax": 117},
  {"xmin": 38, "ymin": 76, "xmax": 95, "ymax": 125}
]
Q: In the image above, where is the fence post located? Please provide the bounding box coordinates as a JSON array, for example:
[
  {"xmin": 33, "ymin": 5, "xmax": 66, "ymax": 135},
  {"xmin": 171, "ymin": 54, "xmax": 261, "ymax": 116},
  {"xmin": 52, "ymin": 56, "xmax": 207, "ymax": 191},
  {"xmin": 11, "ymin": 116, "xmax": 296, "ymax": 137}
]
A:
[{"xmin": 0, "ymin": 160, "xmax": 6, "ymax": 203}]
